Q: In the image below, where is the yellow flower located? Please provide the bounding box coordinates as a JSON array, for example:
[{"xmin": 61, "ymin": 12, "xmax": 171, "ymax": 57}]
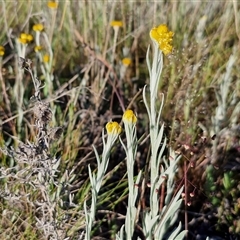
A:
[
  {"xmin": 47, "ymin": 1, "xmax": 58, "ymax": 9},
  {"xmin": 106, "ymin": 121, "xmax": 122, "ymax": 135},
  {"xmin": 150, "ymin": 24, "xmax": 174, "ymax": 55},
  {"xmin": 43, "ymin": 54, "xmax": 50, "ymax": 63},
  {"xmin": 0, "ymin": 46, "xmax": 5, "ymax": 56},
  {"xmin": 123, "ymin": 110, "xmax": 137, "ymax": 124},
  {"xmin": 34, "ymin": 45, "xmax": 42, "ymax": 52},
  {"xmin": 18, "ymin": 37, "xmax": 27, "ymax": 44},
  {"xmin": 18, "ymin": 33, "xmax": 33, "ymax": 44},
  {"xmin": 33, "ymin": 24, "xmax": 44, "ymax": 32},
  {"xmin": 26, "ymin": 34, "xmax": 33, "ymax": 42},
  {"xmin": 122, "ymin": 58, "xmax": 132, "ymax": 66},
  {"xmin": 110, "ymin": 20, "xmax": 123, "ymax": 27}
]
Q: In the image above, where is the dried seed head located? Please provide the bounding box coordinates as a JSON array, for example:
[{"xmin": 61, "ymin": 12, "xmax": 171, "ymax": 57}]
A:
[
  {"xmin": 48, "ymin": 127, "xmax": 63, "ymax": 141},
  {"xmin": 19, "ymin": 57, "xmax": 32, "ymax": 70},
  {"xmin": 16, "ymin": 142, "xmax": 39, "ymax": 163},
  {"xmin": 33, "ymin": 101, "xmax": 52, "ymax": 125},
  {"xmin": 18, "ymin": 143, "xmax": 35, "ymax": 157},
  {"xmin": 36, "ymin": 137, "xmax": 48, "ymax": 153}
]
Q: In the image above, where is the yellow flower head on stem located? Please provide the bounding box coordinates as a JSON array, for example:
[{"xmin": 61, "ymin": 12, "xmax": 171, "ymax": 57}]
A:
[
  {"xmin": 26, "ymin": 34, "xmax": 33, "ymax": 42},
  {"xmin": 110, "ymin": 20, "xmax": 123, "ymax": 28},
  {"xmin": 150, "ymin": 24, "xmax": 174, "ymax": 55},
  {"xmin": 33, "ymin": 24, "xmax": 44, "ymax": 32},
  {"xmin": 34, "ymin": 45, "xmax": 42, "ymax": 52},
  {"xmin": 47, "ymin": 1, "xmax": 58, "ymax": 9},
  {"xmin": 122, "ymin": 58, "xmax": 132, "ymax": 67},
  {"xmin": 18, "ymin": 33, "xmax": 33, "ymax": 44},
  {"xmin": 0, "ymin": 46, "xmax": 5, "ymax": 56},
  {"xmin": 18, "ymin": 38, "xmax": 27, "ymax": 44},
  {"xmin": 123, "ymin": 110, "xmax": 137, "ymax": 124},
  {"xmin": 43, "ymin": 54, "xmax": 50, "ymax": 63},
  {"xmin": 106, "ymin": 121, "xmax": 122, "ymax": 136}
]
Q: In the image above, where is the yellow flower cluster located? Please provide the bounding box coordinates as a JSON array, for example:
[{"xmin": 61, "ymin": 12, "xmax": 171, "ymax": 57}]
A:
[
  {"xmin": 43, "ymin": 54, "xmax": 50, "ymax": 63},
  {"xmin": 18, "ymin": 33, "xmax": 33, "ymax": 44},
  {"xmin": 47, "ymin": 1, "xmax": 58, "ymax": 9},
  {"xmin": 150, "ymin": 24, "xmax": 174, "ymax": 55},
  {"xmin": 33, "ymin": 24, "xmax": 44, "ymax": 32},
  {"xmin": 123, "ymin": 110, "xmax": 137, "ymax": 124},
  {"xmin": 0, "ymin": 46, "xmax": 5, "ymax": 56},
  {"xmin": 122, "ymin": 58, "xmax": 132, "ymax": 66},
  {"xmin": 34, "ymin": 45, "xmax": 42, "ymax": 52},
  {"xmin": 106, "ymin": 121, "xmax": 122, "ymax": 135},
  {"xmin": 110, "ymin": 21, "xmax": 123, "ymax": 27}
]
